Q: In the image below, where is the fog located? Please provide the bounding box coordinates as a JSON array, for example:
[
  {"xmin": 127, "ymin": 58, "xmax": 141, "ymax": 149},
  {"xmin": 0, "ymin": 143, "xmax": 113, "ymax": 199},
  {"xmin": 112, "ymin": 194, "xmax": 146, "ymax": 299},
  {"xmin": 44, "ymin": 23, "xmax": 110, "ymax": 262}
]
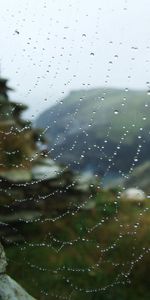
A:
[{"xmin": 0, "ymin": 0, "xmax": 150, "ymax": 118}]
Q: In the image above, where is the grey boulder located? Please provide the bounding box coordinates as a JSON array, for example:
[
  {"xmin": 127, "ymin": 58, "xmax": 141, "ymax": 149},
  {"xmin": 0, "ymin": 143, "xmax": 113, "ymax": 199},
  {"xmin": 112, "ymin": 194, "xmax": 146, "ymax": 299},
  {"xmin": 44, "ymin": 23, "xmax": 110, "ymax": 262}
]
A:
[{"xmin": 0, "ymin": 242, "xmax": 36, "ymax": 300}]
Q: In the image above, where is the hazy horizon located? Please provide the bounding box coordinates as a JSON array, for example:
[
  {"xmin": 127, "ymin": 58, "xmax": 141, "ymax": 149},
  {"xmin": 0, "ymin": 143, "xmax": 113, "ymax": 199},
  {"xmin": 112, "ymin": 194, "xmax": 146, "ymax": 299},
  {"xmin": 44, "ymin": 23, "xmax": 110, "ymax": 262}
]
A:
[{"xmin": 1, "ymin": 0, "xmax": 150, "ymax": 118}]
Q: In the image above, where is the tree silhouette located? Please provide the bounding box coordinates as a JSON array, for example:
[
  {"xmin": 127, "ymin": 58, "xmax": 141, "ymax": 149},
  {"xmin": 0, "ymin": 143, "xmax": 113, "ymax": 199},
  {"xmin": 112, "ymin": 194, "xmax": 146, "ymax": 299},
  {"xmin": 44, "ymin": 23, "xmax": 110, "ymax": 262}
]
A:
[{"xmin": 0, "ymin": 77, "xmax": 45, "ymax": 177}]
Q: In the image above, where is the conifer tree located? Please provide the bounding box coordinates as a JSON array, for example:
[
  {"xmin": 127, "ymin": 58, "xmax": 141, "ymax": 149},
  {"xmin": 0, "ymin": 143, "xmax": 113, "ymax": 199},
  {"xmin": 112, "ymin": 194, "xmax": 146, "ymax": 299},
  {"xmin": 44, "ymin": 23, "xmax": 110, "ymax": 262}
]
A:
[{"xmin": 0, "ymin": 77, "xmax": 45, "ymax": 178}]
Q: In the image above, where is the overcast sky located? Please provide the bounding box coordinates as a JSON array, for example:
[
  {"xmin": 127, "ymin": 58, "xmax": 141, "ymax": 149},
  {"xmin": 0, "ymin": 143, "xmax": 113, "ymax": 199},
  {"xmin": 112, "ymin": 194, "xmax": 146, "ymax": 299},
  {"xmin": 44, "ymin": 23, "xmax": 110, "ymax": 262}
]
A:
[{"xmin": 0, "ymin": 0, "xmax": 150, "ymax": 118}]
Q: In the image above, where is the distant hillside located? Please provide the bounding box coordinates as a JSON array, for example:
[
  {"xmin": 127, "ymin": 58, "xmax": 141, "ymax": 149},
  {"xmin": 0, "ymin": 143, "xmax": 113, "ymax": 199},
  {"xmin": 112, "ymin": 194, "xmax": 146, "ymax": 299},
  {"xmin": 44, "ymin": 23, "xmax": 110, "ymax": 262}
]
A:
[
  {"xmin": 124, "ymin": 160, "xmax": 150, "ymax": 193},
  {"xmin": 36, "ymin": 88, "xmax": 150, "ymax": 175}
]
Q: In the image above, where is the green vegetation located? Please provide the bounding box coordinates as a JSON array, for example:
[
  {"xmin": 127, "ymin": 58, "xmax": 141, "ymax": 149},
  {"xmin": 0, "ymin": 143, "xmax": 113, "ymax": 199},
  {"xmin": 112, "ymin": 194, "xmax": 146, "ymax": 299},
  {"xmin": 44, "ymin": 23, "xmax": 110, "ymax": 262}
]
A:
[
  {"xmin": 0, "ymin": 77, "xmax": 45, "ymax": 176},
  {"xmin": 5, "ymin": 192, "xmax": 150, "ymax": 300},
  {"xmin": 1, "ymin": 78, "xmax": 149, "ymax": 300}
]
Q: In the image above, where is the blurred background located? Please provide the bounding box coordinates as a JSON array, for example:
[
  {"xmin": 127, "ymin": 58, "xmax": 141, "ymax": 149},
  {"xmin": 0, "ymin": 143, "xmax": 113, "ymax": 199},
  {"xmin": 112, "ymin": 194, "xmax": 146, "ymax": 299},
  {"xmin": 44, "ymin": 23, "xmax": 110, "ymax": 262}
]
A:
[{"xmin": 0, "ymin": 1, "xmax": 150, "ymax": 299}]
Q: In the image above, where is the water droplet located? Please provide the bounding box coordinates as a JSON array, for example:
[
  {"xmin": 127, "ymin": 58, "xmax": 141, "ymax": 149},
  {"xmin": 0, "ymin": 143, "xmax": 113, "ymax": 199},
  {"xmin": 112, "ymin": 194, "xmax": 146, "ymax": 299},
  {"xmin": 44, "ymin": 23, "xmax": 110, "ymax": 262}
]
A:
[
  {"xmin": 131, "ymin": 46, "xmax": 138, "ymax": 50},
  {"xmin": 114, "ymin": 110, "xmax": 119, "ymax": 115},
  {"xmin": 15, "ymin": 30, "xmax": 19, "ymax": 34},
  {"xmin": 147, "ymin": 90, "xmax": 150, "ymax": 96}
]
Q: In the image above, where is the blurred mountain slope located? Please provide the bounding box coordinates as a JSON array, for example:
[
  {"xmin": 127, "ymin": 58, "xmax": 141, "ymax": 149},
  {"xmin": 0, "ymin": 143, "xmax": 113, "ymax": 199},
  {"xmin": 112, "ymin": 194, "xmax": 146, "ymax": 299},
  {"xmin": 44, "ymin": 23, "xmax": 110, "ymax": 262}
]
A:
[{"xmin": 36, "ymin": 88, "xmax": 150, "ymax": 174}]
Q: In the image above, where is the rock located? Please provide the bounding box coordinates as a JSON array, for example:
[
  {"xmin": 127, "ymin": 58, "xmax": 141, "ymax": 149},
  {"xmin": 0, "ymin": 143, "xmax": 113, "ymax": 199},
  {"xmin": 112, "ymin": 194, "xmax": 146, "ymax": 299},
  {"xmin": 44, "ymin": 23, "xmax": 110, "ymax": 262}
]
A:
[
  {"xmin": 0, "ymin": 275, "xmax": 36, "ymax": 300},
  {"xmin": 0, "ymin": 243, "xmax": 7, "ymax": 273},
  {"xmin": 0, "ymin": 242, "xmax": 36, "ymax": 300},
  {"xmin": 124, "ymin": 161, "xmax": 150, "ymax": 193},
  {"xmin": 121, "ymin": 188, "xmax": 146, "ymax": 201}
]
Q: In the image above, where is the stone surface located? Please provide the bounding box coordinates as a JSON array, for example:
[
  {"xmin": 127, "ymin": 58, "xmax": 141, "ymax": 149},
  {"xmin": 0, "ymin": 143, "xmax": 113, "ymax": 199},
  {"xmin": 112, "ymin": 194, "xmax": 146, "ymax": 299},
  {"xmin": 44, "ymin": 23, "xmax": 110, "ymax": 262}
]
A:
[
  {"xmin": 0, "ymin": 242, "xmax": 36, "ymax": 300},
  {"xmin": 0, "ymin": 243, "xmax": 7, "ymax": 273},
  {"xmin": 0, "ymin": 275, "xmax": 36, "ymax": 300},
  {"xmin": 124, "ymin": 161, "xmax": 150, "ymax": 193},
  {"xmin": 121, "ymin": 188, "xmax": 146, "ymax": 201}
]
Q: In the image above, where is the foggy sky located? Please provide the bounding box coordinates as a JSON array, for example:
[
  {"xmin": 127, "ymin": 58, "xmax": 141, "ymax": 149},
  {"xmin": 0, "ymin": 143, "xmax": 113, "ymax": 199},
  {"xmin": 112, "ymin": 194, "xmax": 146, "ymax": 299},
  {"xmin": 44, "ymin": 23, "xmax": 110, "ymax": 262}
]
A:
[{"xmin": 0, "ymin": 0, "xmax": 150, "ymax": 118}]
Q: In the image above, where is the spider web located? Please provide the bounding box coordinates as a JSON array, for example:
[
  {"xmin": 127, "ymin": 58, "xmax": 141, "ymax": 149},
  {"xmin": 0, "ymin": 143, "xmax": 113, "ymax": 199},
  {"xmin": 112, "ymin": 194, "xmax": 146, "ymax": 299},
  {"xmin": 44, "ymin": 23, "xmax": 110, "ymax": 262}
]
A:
[{"xmin": 0, "ymin": 1, "xmax": 150, "ymax": 300}]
